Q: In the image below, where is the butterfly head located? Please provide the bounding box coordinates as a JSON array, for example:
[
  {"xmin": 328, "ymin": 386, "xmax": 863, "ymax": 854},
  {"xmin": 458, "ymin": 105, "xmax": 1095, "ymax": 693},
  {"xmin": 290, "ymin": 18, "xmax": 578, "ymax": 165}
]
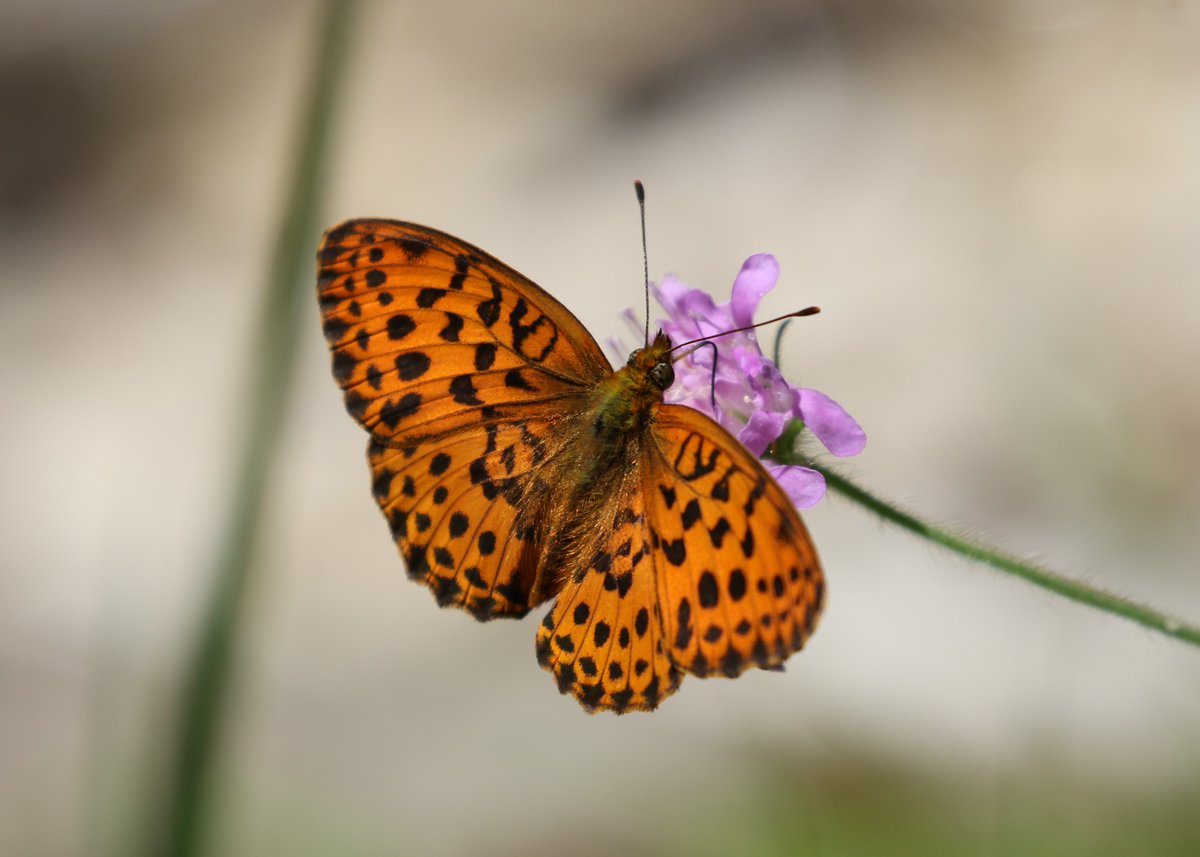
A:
[{"xmin": 626, "ymin": 329, "xmax": 675, "ymax": 392}]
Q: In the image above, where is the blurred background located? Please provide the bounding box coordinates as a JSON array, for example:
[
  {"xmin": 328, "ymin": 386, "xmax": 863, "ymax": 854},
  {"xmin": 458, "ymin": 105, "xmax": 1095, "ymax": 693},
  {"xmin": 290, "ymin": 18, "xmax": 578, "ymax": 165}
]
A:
[{"xmin": 3, "ymin": 1, "xmax": 1200, "ymax": 855}]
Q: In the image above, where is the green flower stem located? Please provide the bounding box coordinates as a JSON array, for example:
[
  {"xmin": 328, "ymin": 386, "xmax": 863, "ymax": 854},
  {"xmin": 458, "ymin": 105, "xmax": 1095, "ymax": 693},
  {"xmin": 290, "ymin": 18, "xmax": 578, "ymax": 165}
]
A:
[
  {"xmin": 147, "ymin": 4, "xmax": 358, "ymax": 857},
  {"xmin": 784, "ymin": 451, "xmax": 1200, "ymax": 649}
]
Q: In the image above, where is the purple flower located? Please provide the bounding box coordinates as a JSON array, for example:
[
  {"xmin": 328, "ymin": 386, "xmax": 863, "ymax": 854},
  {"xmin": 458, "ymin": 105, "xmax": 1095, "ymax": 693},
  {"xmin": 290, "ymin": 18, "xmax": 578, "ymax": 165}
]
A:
[{"xmin": 648, "ymin": 254, "xmax": 865, "ymax": 508}]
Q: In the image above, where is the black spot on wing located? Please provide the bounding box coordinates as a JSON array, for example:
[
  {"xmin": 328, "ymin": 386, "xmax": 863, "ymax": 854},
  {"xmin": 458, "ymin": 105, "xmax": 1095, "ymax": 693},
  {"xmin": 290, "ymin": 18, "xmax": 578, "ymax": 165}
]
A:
[
  {"xmin": 681, "ymin": 498, "xmax": 702, "ymax": 530},
  {"xmin": 674, "ymin": 598, "xmax": 693, "ymax": 650},
  {"xmin": 331, "ymin": 349, "xmax": 355, "ymax": 383},
  {"xmin": 322, "ymin": 316, "xmax": 348, "ymax": 345},
  {"xmin": 379, "ymin": 393, "xmax": 422, "ymax": 428},
  {"xmin": 662, "ymin": 538, "xmax": 687, "ymax": 566},
  {"xmin": 432, "ymin": 571, "xmax": 463, "ymax": 604},
  {"xmin": 474, "ymin": 343, "xmax": 497, "ymax": 371},
  {"xmin": 398, "ymin": 237, "xmax": 428, "ymax": 260},
  {"xmin": 697, "ymin": 571, "xmax": 719, "ymax": 608},
  {"xmin": 740, "ymin": 527, "xmax": 755, "ymax": 559},
  {"xmin": 439, "ymin": 314, "xmax": 463, "ymax": 342},
  {"xmin": 448, "ymin": 255, "xmax": 470, "ymax": 290},
  {"xmin": 555, "ymin": 663, "xmax": 577, "ymax": 692},
  {"xmin": 504, "ymin": 369, "xmax": 536, "ymax": 391},
  {"xmin": 371, "ymin": 468, "xmax": 394, "ymax": 499},
  {"xmin": 416, "ymin": 287, "xmax": 443, "ymax": 308},
  {"xmin": 394, "ymin": 351, "xmax": 431, "ymax": 380},
  {"xmin": 449, "ymin": 375, "xmax": 482, "ymax": 405},
  {"xmin": 727, "ymin": 568, "xmax": 747, "ymax": 602},
  {"xmin": 709, "ymin": 517, "xmax": 731, "ymax": 548},
  {"xmin": 477, "ymin": 278, "xmax": 503, "ymax": 327},
  {"xmin": 387, "ymin": 314, "xmax": 416, "ymax": 341}
]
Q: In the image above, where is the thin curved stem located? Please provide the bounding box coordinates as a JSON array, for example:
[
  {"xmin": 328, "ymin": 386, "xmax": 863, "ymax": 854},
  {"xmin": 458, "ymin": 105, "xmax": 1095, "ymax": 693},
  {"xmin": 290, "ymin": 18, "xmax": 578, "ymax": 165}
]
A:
[{"xmin": 775, "ymin": 445, "xmax": 1200, "ymax": 648}]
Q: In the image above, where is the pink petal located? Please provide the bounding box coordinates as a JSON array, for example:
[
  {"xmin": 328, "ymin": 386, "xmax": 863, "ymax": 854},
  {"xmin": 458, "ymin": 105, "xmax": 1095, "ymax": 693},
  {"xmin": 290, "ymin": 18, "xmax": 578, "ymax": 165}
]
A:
[
  {"xmin": 730, "ymin": 254, "xmax": 779, "ymax": 328},
  {"xmin": 797, "ymin": 388, "xmax": 866, "ymax": 457},
  {"xmin": 738, "ymin": 408, "xmax": 788, "ymax": 458},
  {"xmin": 618, "ymin": 307, "xmax": 643, "ymax": 343},
  {"xmin": 768, "ymin": 464, "xmax": 826, "ymax": 509},
  {"xmin": 655, "ymin": 277, "xmax": 717, "ymax": 322}
]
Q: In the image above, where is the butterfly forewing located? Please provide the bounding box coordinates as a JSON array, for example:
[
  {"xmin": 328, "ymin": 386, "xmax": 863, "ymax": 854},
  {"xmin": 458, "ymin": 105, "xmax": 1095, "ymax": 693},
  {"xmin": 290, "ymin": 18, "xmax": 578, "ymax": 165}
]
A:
[
  {"xmin": 318, "ymin": 220, "xmax": 609, "ymax": 618},
  {"xmin": 647, "ymin": 405, "xmax": 825, "ymax": 679},
  {"xmin": 317, "ymin": 220, "xmax": 610, "ymax": 445}
]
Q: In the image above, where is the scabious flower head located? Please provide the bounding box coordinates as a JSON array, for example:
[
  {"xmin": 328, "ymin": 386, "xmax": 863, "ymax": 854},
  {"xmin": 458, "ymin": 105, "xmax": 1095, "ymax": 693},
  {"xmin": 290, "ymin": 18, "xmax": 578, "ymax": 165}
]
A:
[{"xmin": 615, "ymin": 254, "xmax": 865, "ymax": 509}]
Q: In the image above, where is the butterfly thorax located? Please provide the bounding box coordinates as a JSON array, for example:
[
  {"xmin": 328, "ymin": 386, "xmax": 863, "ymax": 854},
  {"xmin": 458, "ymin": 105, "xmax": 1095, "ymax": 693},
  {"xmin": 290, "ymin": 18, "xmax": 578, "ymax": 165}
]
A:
[{"xmin": 588, "ymin": 331, "xmax": 675, "ymax": 447}]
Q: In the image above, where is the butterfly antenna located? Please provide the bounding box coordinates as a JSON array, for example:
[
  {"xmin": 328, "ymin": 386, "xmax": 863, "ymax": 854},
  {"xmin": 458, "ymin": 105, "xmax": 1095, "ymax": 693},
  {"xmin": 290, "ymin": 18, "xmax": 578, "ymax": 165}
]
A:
[
  {"xmin": 672, "ymin": 308, "xmax": 818, "ymax": 411},
  {"xmin": 669, "ymin": 340, "xmax": 724, "ymax": 412},
  {"xmin": 688, "ymin": 340, "xmax": 719, "ymax": 411},
  {"xmin": 635, "ymin": 180, "xmax": 649, "ymax": 347},
  {"xmin": 670, "ymin": 306, "xmax": 821, "ymax": 353}
]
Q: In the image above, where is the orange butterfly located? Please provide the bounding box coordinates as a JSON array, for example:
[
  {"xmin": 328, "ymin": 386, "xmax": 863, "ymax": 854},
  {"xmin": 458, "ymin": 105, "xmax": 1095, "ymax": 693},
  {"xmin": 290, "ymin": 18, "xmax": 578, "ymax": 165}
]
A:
[{"xmin": 317, "ymin": 220, "xmax": 825, "ymax": 712}]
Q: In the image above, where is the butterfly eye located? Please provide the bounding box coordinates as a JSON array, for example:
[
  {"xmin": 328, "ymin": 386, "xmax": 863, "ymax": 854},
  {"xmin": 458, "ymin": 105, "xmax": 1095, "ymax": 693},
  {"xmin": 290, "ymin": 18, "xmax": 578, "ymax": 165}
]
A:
[{"xmin": 649, "ymin": 361, "xmax": 675, "ymax": 391}]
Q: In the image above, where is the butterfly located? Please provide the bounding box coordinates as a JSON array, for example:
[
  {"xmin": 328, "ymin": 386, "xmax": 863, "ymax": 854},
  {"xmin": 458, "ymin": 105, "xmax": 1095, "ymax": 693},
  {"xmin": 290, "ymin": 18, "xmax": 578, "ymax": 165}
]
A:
[{"xmin": 316, "ymin": 219, "xmax": 825, "ymax": 712}]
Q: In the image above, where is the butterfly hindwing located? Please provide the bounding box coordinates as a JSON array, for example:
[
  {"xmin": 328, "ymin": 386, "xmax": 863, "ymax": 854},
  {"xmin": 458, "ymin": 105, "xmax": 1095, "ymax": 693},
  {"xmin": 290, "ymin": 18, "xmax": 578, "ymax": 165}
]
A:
[
  {"xmin": 535, "ymin": 479, "xmax": 682, "ymax": 712},
  {"xmin": 646, "ymin": 404, "xmax": 825, "ymax": 679},
  {"xmin": 318, "ymin": 219, "xmax": 611, "ymax": 445},
  {"xmin": 368, "ymin": 409, "xmax": 575, "ymax": 619}
]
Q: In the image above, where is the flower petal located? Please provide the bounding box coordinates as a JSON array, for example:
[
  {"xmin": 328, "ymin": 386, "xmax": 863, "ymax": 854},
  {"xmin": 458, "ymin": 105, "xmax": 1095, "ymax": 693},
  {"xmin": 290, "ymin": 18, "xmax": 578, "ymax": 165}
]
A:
[
  {"xmin": 730, "ymin": 254, "xmax": 779, "ymax": 328},
  {"xmin": 655, "ymin": 277, "xmax": 717, "ymax": 326},
  {"xmin": 738, "ymin": 408, "xmax": 788, "ymax": 458},
  {"xmin": 797, "ymin": 388, "xmax": 867, "ymax": 456},
  {"xmin": 768, "ymin": 463, "xmax": 827, "ymax": 509}
]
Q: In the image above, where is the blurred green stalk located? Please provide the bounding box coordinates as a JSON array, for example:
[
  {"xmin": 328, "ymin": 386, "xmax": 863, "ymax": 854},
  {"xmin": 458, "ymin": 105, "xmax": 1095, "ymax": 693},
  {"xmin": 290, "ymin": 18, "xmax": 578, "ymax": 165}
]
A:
[{"xmin": 148, "ymin": 3, "xmax": 358, "ymax": 856}]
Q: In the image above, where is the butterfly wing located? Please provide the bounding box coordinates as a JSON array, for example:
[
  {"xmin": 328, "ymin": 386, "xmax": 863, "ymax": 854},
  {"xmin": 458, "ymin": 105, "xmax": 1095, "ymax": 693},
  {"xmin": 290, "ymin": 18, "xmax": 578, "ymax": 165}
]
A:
[
  {"xmin": 317, "ymin": 220, "xmax": 611, "ymax": 618},
  {"xmin": 534, "ymin": 473, "xmax": 683, "ymax": 713},
  {"xmin": 646, "ymin": 404, "xmax": 826, "ymax": 679},
  {"xmin": 366, "ymin": 419, "xmax": 578, "ymax": 619},
  {"xmin": 533, "ymin": 403, "xmax": 825, "ymax": 713},
  {"xmin": 318, "ymin": 219, "xmax": 611, "ymax": 445}
]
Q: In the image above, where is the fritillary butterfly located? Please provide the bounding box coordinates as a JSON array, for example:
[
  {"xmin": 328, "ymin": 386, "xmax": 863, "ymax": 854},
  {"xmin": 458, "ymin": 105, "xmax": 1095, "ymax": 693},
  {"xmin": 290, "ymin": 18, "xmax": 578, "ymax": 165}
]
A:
[{"xmin": 317, "ymin": 220, "xmax": 825, "ymax": 712}]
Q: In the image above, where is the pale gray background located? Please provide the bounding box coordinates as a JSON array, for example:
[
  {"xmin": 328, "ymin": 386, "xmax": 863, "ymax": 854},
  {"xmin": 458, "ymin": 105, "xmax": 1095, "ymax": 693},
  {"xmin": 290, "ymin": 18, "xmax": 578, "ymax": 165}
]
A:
[{"xmin": 3, "ymin": 2, "xmax": 1199, "ymax": 855}]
